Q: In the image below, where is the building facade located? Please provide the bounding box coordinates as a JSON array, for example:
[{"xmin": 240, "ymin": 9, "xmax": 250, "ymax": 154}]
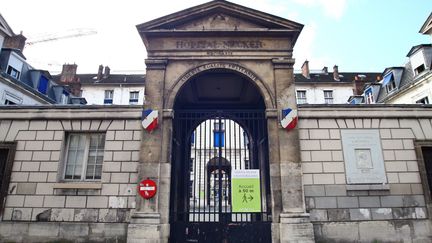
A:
[
  {"xmin": 1, "ymin": 2, "xmax": 432, "ymax": 243},
  {"xmin": 379, "ymin": 44, "xmax": 432, "ymax": 104},
  {"xmin": 353, "ymin": 13, "xmax": 432, "ymax": 105},
  {"xmin": 54, "ymin": 65, "xmax": 145, "ymax": 106},
  {"xmin": 295, "ymin": 61, "xmax": 380, "ymax": 104}
]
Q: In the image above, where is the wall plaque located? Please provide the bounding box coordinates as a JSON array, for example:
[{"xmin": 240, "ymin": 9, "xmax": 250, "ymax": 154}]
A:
[{"xmin": 341, "ymin": 130, "xmax": 387, "ymax": 184}]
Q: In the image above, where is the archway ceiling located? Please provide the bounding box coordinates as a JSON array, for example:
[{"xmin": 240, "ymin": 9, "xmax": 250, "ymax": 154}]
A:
[{"xmin": 174, "ymin": 71, "xmax": 264, "ymax": 109}]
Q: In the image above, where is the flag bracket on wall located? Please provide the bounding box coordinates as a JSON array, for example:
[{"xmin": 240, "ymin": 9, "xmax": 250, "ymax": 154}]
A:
[
  {"xmin": 142, "ymin": 109, "xmax": 158, "ymax": 132},
  {"xmin": 280, "ymin": 108, "xmax": 298, "ymax": 131}
]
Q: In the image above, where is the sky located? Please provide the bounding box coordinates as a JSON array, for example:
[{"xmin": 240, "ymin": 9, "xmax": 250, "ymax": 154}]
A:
[{"xmin": 1, "ymin": 0, "xmax": 431, "ymax": 74}]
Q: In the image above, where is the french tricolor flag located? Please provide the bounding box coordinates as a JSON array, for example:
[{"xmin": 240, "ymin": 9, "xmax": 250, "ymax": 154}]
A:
[
  {"xmin": 281, "ymin": 108, "xmax": 298, "ymax": 131},
  {"xmin": 142, "ymin": 109, "xmax": 158, "ymax": 132}
]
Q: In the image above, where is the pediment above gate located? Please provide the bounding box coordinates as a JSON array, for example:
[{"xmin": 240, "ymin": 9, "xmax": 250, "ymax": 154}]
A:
[
  {"xmin": 176, "ymin": 13, "xmax": 263, "ymax": 30},
  {"xmin": 137, "ymin": 0, "xmax": 303, "ymax": 47}
]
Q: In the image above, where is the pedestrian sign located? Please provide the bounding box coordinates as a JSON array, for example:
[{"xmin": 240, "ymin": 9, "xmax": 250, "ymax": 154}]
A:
[{"xmin": 231, "ymin": 169, "xmax": 261, "ymax": 212}]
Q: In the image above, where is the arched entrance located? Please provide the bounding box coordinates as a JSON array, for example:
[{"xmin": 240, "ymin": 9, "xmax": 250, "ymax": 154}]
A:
[
  {"xmin": 169, "ymin": 68, "xmax": 272, "ymax": 242},
  {"xmin": 206, "ymin": 157, "xmax": 231, "ymax": 206}
]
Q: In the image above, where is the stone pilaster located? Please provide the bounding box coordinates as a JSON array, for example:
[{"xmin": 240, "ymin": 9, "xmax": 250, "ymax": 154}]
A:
[
  {"xmin": 267, "ymin": 109, "xmax": 283, "ymax": 243},
  {"xmin": 158, "ymin": 109, "xmax": 174, "ymax": 241},
  {"xmin": 272, "ymin": 59, "xmax": 315, "ymax": 242},
  {"xmin": 127, "ymin": 59, "xmax": 168, "ymax": 243}
]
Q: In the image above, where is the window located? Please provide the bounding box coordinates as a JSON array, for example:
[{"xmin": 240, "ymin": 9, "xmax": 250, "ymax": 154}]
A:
[
  {"xmin": 414, "ymin": 64, "xmax": 426, "ymax": 75},
  {"xmin": 104, "ymin": 90, "xmax": 113, "ymax": 104},
  {"xmin": 60, "ymin": 93, "xmax": 69, "ymax": 105},
  {"xmin": 386, "ymin": 81, "xmax": 397, "ymax": 93},
  {"xmin": 296, "ymin": 90, "xmax": 307, "ymax": 104},
  {"xmin": 4, "ymin": 99, "xmax": 16, "ymax": 105},
  {"xmin": 38, "ymin": 76, "xmax": 49, "ymax": 94},
  {"xmin": 6, "ymin": 65, "xmax": 20, "ymax": 79},
  {"xmin": 189, "ymin": 180, "xmax": 194, "ymax": 198},
  {"xmin": 243, "ymin": 131, "xmax": 249, "ymax": 148},
  {"xmin": 214, "ymin": 121, "xmax": 225, "ymax": 131},
  {"xmin": 129, "ymin": 91, "xmax": 139, "ymax": 105},
  {"xmin": 189, "ymin": 158, "xmax": 194, "ymax": 172},
  {"xmin": 3, "ymin": 91, "xmax": 22, "ymax": 105},
  {"xmin": 64, "ymin": 133, "xmax": 105, "ymax": 180},
  {"xmin": 191, "ymin": 131, "xmax": 195, "ymax": 147},
  {"xmin": 365, "ymin": 88, "xmax": 374, "ymax": 104},
  {"xmin": 382, "ymin": 73, "xmax": 397, "ymax": 93},
  {"xmin": 417, "ymin": 144, "xmax": 432, "ymax": 204},
  {"xmin": 0, "ymin": 143, "xmax": 17, "ymax": 215},
  {"xmin": 366, "ymin": 93, "xmax": 374, "ymax": 104},
  {"xmin": 213, "ymin": 121, "xmax": 225, "ymax": 147},
  {"xmin": 244, "ymin": 159, "xmax": 250, "ymax": 169},
  {"xmin": 324, "ymin": 90, "xmax": 333, "ymax": 104},
  {"xmin": 416, "ymin": 97, "xmax": 429, "ymax": 104}
]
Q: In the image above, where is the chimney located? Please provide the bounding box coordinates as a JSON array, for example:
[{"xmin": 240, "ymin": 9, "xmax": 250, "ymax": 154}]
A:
[
  {"xmin": 60, "ymin": 64, "xmax": 78, "ymax": 83},
  {"xmin": 97, "ymin": 65, "xmax": 103, "ymax": 80},
  {"xmin": 353, "ymin": 75, "xmax": 364, "ymax": 95},
  {"xmin": 301, "ymin": 60, "xmax": 310, "ymax": 79},
  {"xmin": 103, "ymin": 66, "xmax": 110, "ymax": 78},
  {"xmin": 322, "ymin": 66, "xmax": 328, "ymax": 74},
  {"xmin": 333, "ymin": 65, "xmax": 340, "ymax": 81},
  {"xmin": 3, "ymin": 33, "xmax": 27, "ymax": 52},
  {"xmin": 60, "ymin": 64, "xmax": 81, "ymax": 96}
]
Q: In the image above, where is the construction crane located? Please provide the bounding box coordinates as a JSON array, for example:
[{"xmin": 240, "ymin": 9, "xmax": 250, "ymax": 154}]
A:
[{"xmin": 25, "ymin": 28, "xmax": 97, "ymax": 46}]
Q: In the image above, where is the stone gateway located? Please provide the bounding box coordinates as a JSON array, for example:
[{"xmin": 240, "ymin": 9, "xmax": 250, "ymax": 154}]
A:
[{"xmin": 132, "ymin": 1, "xmax": 311, "ymax": 242}]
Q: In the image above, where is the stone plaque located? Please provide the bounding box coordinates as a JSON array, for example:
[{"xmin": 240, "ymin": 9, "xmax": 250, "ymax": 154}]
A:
[{"xmin": 341, "ymin": 130, "xmax": 386, "ymax": 184}]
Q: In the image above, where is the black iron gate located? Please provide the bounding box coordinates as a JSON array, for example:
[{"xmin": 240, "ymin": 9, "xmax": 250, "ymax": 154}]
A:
[{"xmin": 169, "ymin": 110, "xmax": 272, "ymax": 243}]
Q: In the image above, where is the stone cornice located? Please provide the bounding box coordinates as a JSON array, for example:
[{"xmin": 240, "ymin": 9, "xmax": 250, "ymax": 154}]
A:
[
  {"xmin": 137, "ymin": 1, "xmax": 303, "ymax": 32},
  {"xmin": 265, "ymin": 109, "xmax": 278, "ymax": 118},
  {"xmin": 0, "ymin": 106, "xmax": 142, "ymax": 120},
  {"xmin": 163, "ymin": 109, "xmax": 174, "ymax": 119},
  {"xmin": 141, "ymin": 29, "xmax": 302, "ymax": 38},
  {"xmin": 298, "ymin": 105, "xmax": 432, "ymax": 118},
  {"xmin": 272, "ymin": 58, "xmax": 295, "ymax": 69},
  {"xmin": 145, "ymin": 59, "xmax": 168, "ymax": 70}
]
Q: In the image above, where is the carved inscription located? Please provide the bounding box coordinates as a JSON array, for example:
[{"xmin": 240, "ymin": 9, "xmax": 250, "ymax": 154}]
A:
[
  {"xmin": 207, "ymin": 51, "xmax": 233, "ymax": 56},
  {"xmin": 179, "ymin": 63, "xmax": 259, "ymax": 84},
  {"xmin": 176, "ymin": 40, "xmax": 264, "ymax": 49}
]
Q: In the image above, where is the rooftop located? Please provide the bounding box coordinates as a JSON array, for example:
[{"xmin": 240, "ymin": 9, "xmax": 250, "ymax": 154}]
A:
[
  {"xmin": 53, "ymin": 73, "xmax": 145, "ymax": 85},
  {"xmin": 295, "ymin": 72, "xmax": 381, "ymax": 83}
]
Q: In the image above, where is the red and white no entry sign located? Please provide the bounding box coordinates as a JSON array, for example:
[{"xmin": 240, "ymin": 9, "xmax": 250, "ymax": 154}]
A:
[{"xmin": 138, "ymin": 179, "xmax": 157, "ymax": 199}]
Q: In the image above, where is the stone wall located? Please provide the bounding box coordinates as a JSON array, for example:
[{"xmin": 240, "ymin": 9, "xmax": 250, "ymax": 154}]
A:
[
  {"xmin": 0, "ymin": 222, "xmax": 127, "ymax": 243},
  {"xmin": 2, "ymin": 105, "xmax": 432, "ymax": 242},
  {"xmin": 0, "ymin": 106, "xmax": 142, "ymax": 242},
  {"xmin": 298, "ymin": 105, "xmax": 432, "ymax": 242}
]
